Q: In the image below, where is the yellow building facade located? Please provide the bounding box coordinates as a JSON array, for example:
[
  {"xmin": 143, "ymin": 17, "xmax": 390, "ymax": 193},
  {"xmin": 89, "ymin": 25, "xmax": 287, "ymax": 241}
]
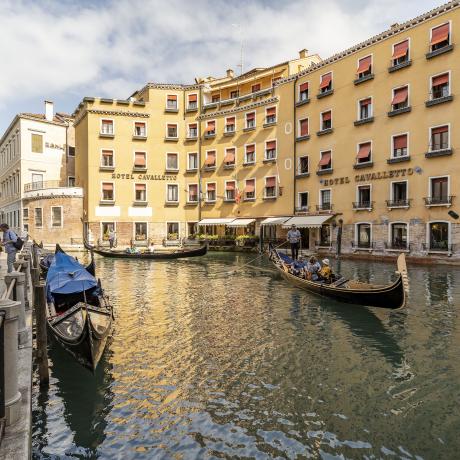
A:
[{"xmin": 75, "ymin": 1, "xmax": 460, "ymax": 261}]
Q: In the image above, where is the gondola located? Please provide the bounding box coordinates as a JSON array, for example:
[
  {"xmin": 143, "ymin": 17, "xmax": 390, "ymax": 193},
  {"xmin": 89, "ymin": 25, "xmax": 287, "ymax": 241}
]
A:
[
  {"xmin": 45, "ymin": 248, "xmax": 113, "ymax": 371},
  {"xmin": 269, "ymin": 245, "xmax": 408, "ymax": 309},
  {"xmin": 83, "ymin": 238, "xmax": 207, "ymax": 259}
]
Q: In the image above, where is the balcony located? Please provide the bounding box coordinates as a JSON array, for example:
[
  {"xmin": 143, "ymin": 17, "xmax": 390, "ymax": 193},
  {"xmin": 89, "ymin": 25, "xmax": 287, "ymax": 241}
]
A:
[
  {"xmin": 132, "ymin": 134, "xmax": 147, "ymax": 141},
  {"xmin": 316, "ymin": 203, "xmax": 333, "ymax": 212},
  {"xmin": 386, "ymin": 199, "xmax": 411, "ymax": 209},
  {"xmin": 425, "ymin": 148, "xmax": 453, "ymax": 159},
  {"xmin": 24, "ymin": 180, "xmax": 83, "ymax": 200},
  {"xmin": 425, "ymin": 95, "xmax": 454, "ymax": 107},
  {"xmin": 352, "ymin": 201, "xmax": 374, "ymax": 211},
  {"xmin": 354, "ymin": 73, "xmax": 374, "ymax": 85},
  {"xmin": 388, "ymin": 60, "xmax": 412, "ymax": 73},
  {"xmin": 426, "ymin": 44, "xmax": 454, "ymax": 60},
  {"xmin": 424, "ymin": 196, "xmax": 454, "ymax": 207}
]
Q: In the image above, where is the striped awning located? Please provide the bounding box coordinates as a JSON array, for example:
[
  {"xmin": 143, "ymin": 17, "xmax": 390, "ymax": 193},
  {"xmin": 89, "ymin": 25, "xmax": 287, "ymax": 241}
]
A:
[
  {"xmin": 282, "ymin": 215, "xmax": 333, "ymax": 229},
  {"xmin": 227, "ymin": 218, "xmax": 255, "ymax": 227},
  {"xmin": 260, "ymin": 217, "xmax": 291, "ymax": 225}
]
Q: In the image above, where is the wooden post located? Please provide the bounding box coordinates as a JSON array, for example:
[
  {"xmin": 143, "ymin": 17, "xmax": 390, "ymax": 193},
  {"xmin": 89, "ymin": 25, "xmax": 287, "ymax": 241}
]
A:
[{"xmin": 34, "ymin": 281, "xmax": 49, "ymax": 385}]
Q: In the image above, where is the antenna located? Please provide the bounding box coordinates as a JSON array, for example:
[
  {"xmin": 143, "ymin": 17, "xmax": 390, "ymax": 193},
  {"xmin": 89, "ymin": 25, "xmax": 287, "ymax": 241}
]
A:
[{"xmin": 232, "ymin": 23, "xmax": 244, "ymax": 75}]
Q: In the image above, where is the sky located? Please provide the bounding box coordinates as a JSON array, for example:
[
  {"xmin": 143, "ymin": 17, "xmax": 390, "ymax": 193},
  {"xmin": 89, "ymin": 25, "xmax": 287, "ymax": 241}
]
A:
[{"xmin": 0, "ymin": 0, "xmax": 447, "ymax": 133}]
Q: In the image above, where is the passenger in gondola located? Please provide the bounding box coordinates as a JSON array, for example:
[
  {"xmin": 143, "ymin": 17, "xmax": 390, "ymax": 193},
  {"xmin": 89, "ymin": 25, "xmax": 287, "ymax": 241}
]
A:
[
  {"xmin": 306, "ymin": 256, "xmax": 321, "ymax": 281},
  {"xmin": 318, "ymin": 258, "xmax": 333, "ymax": 283}
]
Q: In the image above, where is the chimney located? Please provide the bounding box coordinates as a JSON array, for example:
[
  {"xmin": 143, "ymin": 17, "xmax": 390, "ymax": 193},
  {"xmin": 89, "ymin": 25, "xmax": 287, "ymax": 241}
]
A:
[
  {"xmin": 226, "ymin": 69, "xmax": 234, "ymax": 78},
  {"xmin": 299, "ymin": 49, "xmax": 309, "ymax": 59},
  {"xmin": 45, "ymin": 100, "xmax": 54, "ymax": 121}
]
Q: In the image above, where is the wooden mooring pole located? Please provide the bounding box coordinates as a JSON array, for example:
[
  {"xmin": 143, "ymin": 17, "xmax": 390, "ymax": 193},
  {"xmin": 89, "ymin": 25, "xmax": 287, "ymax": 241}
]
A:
[{"xmin": 34, "ymin": 280, "xmax": 49, "ymax": 386}]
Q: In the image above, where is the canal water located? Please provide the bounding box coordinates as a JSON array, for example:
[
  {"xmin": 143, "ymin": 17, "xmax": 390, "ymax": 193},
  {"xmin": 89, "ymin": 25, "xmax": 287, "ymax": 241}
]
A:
[{"xmin": 32, "ymin": 252, "xmax": 460, "ymax": 459}]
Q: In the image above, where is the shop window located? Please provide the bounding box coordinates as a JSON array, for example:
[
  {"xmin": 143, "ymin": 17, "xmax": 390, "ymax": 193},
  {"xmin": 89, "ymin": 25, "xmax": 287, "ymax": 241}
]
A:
[{"xmin": 429, "ymin": 222, "xmax": 449, "ymax": 250}]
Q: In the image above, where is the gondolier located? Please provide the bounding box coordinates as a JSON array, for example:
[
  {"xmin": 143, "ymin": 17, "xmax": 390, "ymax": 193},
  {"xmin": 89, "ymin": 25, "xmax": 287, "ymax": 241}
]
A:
[{"xmin": 287, "ymin": 224, "xmax": 301, "ymax": 260}]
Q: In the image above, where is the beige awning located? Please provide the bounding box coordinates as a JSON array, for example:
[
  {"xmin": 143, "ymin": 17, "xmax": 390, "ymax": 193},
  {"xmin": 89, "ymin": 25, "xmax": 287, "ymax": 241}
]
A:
[
  {"xmin": 282, "ymin": 215, "xmax": 333, "ymax": 228},
  {"xmin": 260, "ymin": 217, "xmax": 291, "ymax": 225},
  {"xmin": 198, "ymin": 218, "xmax": 235, "ymax": 226},
  {"xmin": 227, "ymin": 218, "xmax": 255, "ymax": 227}
]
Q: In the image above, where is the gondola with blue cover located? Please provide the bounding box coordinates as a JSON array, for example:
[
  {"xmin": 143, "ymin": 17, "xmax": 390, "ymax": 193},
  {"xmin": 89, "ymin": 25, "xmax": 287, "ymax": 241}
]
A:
[{"xmin": 46, "ymin": 248, "xmax": 113, "ymax": 371}]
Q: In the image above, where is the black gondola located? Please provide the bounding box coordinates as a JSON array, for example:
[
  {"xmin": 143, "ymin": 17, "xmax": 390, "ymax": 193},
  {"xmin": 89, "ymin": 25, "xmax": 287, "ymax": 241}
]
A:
[
  {"xmin": 269, "ymin": 245, "xmax": 408, "ymax": 309},
  {"xmin": 83, "ymin": 239, "xmax": 207, "ymax": 259},
  {"xmin": 46, "ymin": 247, "xmax": 113, "ymax": 371}
]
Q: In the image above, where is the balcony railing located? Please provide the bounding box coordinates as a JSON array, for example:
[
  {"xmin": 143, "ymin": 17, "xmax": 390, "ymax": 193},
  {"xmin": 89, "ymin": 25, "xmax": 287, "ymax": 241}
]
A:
[
  {"xmin": 352, "ymin": 201, "xmax": 373, "ymax": 210},
  {"xmin": 24, "ymin": 180, "xmax": 64, "ymax": 192},
  {"xmin": 295, "ymin": 206, "xmax": 309, "ymax": 213},
  {"xmin": 316, "ymin": 203, "xmax": 333, "ymax": 211},
  {"xmin": 422, "ymin": 242, "xmax": 454, "ymax": 252},
  {"xmin": 424, "ymin": 196, "xmax": 454, "ymax": 206},
  {"xmin": 386, "ymin": 199, "xmax": 411, "ymax": 208}
]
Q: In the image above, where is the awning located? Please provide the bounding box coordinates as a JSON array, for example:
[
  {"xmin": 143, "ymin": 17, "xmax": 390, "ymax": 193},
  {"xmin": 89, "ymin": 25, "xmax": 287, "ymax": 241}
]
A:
[
  {"xmin": 198, "ymin": 218, "xmax": 235, "ymax": 226},
  {"xmin": 227, "ymin": 218, "xmax": 255, "ymax": 227},
  {"xmin": 282, "ymin": 215, "xmax": 333, "ymax": 229},
  {"xmin": 260, "ymin": 217, "xmax": 291, "ymax": 225}
]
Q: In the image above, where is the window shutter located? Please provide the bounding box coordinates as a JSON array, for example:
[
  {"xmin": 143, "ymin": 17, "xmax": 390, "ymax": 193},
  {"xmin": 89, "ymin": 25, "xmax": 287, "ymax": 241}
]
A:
[
  {"xmin": 431, "ymin": 23, "xmax": 450, "ymax": 45},
  {"xmin": 246, "ymin": 112, "xmax": 255, "ymax": 121},
  {"xmin": 432, "ymin": 125, "xmax": 448, "ymax": 135},
  {"xmin": 207, "ymin": 183, "xmax": 216, "ymax": 191},
  {"xmin": 299, "ymin": 82, "xmax": 309, "ymax": 92},
  {"xmin": 246, "ymin": 144, "xmax": 255, "ymax": 153},
  {"xmin": 266, "ymin": 177, "xmax": 276, "ymax": 187},
  {"xmin": 357, "ymin": 56, "xmax": 372, "ymax": 74},
  {"xmin": 393, "ymin": 135, "xmax": 407, "ymax": 149},
  {"xmin": 319, "ymin": 73, "xmax": 332, "ymax": 89},
  {"xmin": 135, "ymin": 152, "xmax": 146, "ymax": 166},
  {"xmin": 135, "ymin": 184, "xmax": 145, "ymax": 191},
  {"xmin": 266, "ymin": 141, "xmax": 276, "ymax": 150},
  {"xmin": 226, "ymin": 117, "xmax": 235, "ymax": 126},
  {"xmin": 322, "ymin": 111, "xmax": 332, "ymax": 121},
  {"xmin": 360, "ymin": 98, "xmax": 372, "ymax": 106},
  {"xmin": 224, "ymin": 149, "xmax": 235, "ymax": 163},
  {"xmin": 392, "ymin": 87, "xmax": 408, "ymax": 105},
  {"xmin": 357, "ymin": 143, "xmax": 371, "ymax": 159},
  {"xmin": 319, "ymin": 152, "xmax": 331, "ymax": 166},
  {"xmin": 226, "ymin": 181, "xmax": 236, "ymax": 190},
  {"xmin": 168, "ymin": 95, "xmax": 177, "ymax": 101},
  {"xmin": 300, "ymin": 119, "xmax": 309, "ymax": 136},
  {"xmin": 266, "ymin": 107, "xmax": 276, "ymax": 116},
  {"xmin": 432, "ymin": 73, "xmax": 449, "ymax": 86},
  {"xmin": 244, "ymin": 180, "xmax": 255, "ymax": 193},
  {"xmin": 188, "ymin": 94, "xmax": 197, "ymax": 102},
  {"xmin": 393, "ymin": 40, "xmax": 409, "ymax": 59},
  {"xmin": 102, "ymin": 183, "xmax": 113, "ymax": 191}
]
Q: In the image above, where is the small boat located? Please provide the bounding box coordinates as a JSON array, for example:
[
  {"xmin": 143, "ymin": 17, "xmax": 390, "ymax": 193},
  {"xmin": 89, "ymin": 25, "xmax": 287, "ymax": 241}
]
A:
[
  {"xmin": 83, "ymin": 239, "xmax": 208, "ymax": 259},
  {"xmin": 269, "ymin": 245, "xmax": 408, "ymax": 309},
  {"xmin": 46, "ymin": 249, "xmax": 113, "ymax": 371},
  {"xmin": 38, "ymin": 243, "xmax": 95, "ymax": 277}
]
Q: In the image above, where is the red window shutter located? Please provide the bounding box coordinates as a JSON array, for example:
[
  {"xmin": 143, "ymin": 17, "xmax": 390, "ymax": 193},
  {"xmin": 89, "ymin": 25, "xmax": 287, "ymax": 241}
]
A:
[
  {"xmin": 102, "ymin": 149, "xmax": 113, "ymax": 156},
  {"xmin": 246, "ymin": 112, "xmax": 255, "ymax": 121},
  {"xmin": 188, "ymin": 94, "xmax": 197, "ymax": 102},
  {"xmin": 432, "ymin": 125, "xmax": 448, "ymax": 135},
  {"xmin": 205, "ymin": 151, "xmax": 216, "ymax": 165},
  {"xmin": 266, "ymin": 177, "xmax": 276, "ymax": 187},
  {"xmin": 135, "ymin": 152, "xmax": 146, "ymax": 166},
  {"xmin": 244, "ymin": 180, "xmax": 255, "ymax": 193},
  {"xmin": 207, "ymin": 183, "xmax": 216, "ymax": 191},
  {"xmin": 319, "ymin": 73, "xmax": 332, "ymax": 89},
  {"xmin": 103, "ymin": 119, "xmax": 113, "ymax": 125},
  {"xmin": 360, "ymin": 98, "xmax": 372, "ymax": 106},
  {"xmin": 224, "ymin": 149, "xmax": 235, "ymax": 162},
  {"xmin": 299, "ymin": 82, "xmax": 309, "ymax": 92},
  {"xmin": 266, "ymin": 141, "xmax": 276, "ymax": 150},
  {"xmin": 189, "ymin": 184, "xmax": 198, "ymax": 193},
  {"xmin": 300, "ymin": 119, "xmax": 309, "ymax": 136},
  {"xmin": 226, "ymin": 117, "xmax": 235, "ymax": 125},
  {"xmin": 431, "ymin": 23, "xmax": 450, "ymax": 45},
  {"xmin": 226, "ymin": 181, "xmax": 236, "ymax": 190},
  {"xmin": 266, "ymin": 107, "xmax": 276, "ymax": 116},
  {"xmin": 252, "ymin": 84, "xmax": 261, "ymax": 92},
  {"xmin": 357, "ymin": 56, "xmax": 372, "ymax": 74},
  {"xmin": 357, "ymin": 143, "xmax": 371, "ymax": 159},
  {"xmin": 432, "ymin": 73, "xmax": 449, "ymax": 86},
  {"xmin": 189, "ymin": 123, "xmax": 197, "ymax": 129},
  {"xmin": 319, "ymin": 152, "xmax": 331, "ymax": 166},
  {"xmin": 322, "ymin": 111, "xmax": 332, "ymax": 121},
  {"xmin": 102, "ymin": 183, "xmax": 113, "ymax": 191},
  {"xmin": 135, "ymin": 184, "xmax": 145, "ymax": 191},
  {"xmin": 392, "ymin": 87, "xmax": 408, "ymax": 105},
  {"xmin": 135, "ymin": 122, "xmax": 145, "ymax": 128},
  {"xmin": 246, "ymin": 144, "xmax": 255, "ymax": 153},
  {"xmin": 206, "ymin": 121, "xmax": 215, "ymax": 132},
  {"xmin": 393, "ymin": 135, "xmax": 407, "ymax": 149},
  {"xmin": 393, "ymin": 40, "xmax": 409, "ymax": 59},
  {"xmin": 168, "ymin": 95, "xmax": 177, "ymax": 101}
]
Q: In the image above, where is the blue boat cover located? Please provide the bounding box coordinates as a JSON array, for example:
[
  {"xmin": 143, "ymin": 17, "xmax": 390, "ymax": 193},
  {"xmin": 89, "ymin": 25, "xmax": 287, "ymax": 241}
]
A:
[{"xmin": 46, "ymin": 251, "xmax": 97, "ymax": 295}]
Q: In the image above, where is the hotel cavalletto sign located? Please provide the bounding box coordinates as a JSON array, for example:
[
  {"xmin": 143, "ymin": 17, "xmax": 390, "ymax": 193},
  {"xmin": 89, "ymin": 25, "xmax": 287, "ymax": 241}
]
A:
[
  {"xmin": 321, "ymin": 167, "xmax": 414, "ymax": 187},
  {"xmin": 111, "ymin": 173, "xmax": 177, "ymax": 181}
]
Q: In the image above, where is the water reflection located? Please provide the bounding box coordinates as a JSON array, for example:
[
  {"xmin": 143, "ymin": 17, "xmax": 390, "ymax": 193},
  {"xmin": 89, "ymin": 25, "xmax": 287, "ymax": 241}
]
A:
[{"xmin": 32, "ymin": 253, "xmax": 460, "ymax": 459}]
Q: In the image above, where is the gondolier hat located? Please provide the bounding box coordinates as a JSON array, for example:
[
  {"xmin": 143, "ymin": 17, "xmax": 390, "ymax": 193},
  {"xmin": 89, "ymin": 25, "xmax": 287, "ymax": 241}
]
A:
[{"xmin": 322, "ymin": 258, "xmax": 330, "ymax": 265}]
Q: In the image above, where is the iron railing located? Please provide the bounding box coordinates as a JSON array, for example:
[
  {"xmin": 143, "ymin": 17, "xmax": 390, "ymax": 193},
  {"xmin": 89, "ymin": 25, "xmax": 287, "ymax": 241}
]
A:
[
  {"xmin": 424, "ymin": 196, "xmax": 454, "ymax": 206},
  {"xmin": 386, "ymin": 199, "xmax": 411, "ymax": 207},
  {"xmin": 352, "ymin": 201, "xmax": 374, "ymax": 210},
  {"xmin": 24, "ymin": 180, "xmax": 63, "ymax": 192},
  {"xmin": 422, "ymin": 242, "xmax": 454, "ymax": 252}
]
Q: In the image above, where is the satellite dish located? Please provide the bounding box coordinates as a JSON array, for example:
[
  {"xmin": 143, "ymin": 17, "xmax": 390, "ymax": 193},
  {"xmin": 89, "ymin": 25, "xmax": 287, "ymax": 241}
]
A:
[{"xmin": 414, "ymin": 166, "xmax": 423, "ymax": 174}]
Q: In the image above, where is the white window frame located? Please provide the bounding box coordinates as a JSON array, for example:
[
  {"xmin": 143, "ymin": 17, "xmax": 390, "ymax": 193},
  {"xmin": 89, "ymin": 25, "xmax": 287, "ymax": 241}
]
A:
[
  {"xmin": 426, "ymin": 220, "xmax": 451, "ymax": 251},
  {"xmin": 388, "ymin": 221, "xmax": 410, "ymax": 248},
  {"xmin": 354, "ymin": 222, "xmax": 373, "ymax": 246},
  {"xmin": 391, "ymin": 84, "xmax": 410, "ymax": 109},
  {"xmin": 100, "ymin": 148, "xmax": 115, "ymax": 167},
  {"xmin": 166, "ymin": 93, "xmax": 179, "ymax": 110},
  {"xmin": 101, "ymin": 181, "xmax": 115, "ymax": 202},
  {"xmin": 224, "ymin": 147, "xmax": 236, "ymax": 165},
  {"xmin": 166, "ymin": 122, "xmax": 179, "ymax": 139},
  {"xmin": 319, "ymin": 188, "xmax": 332, "ymax": 207},
  {"xmin": 298, "ymin": 117, "xmax": 309, "ymax": 137},
  {"xmin": 133, "ymin": 150, "xmax": 147, "ymax": 168},
  {"xmin": 165, "ymin": 152, "xmax": 179, "ymax": 172},
  {"xmin": 244, "ymin": 143, "xmax": 256, "ymax": 164},
  {"xmin": 187, "ymin": 123, "xmax": 198, "ymax": 138},
  {"xmin": 390, "ymin": 179, "xmax": 409, "ymax": 204},
  {"xmin": 166, "ymin": 183, "xmax": 179, "ymax": 203},
  {"xmin": 264, "ymin": 176, "xmax": 278, "ymax": 198},
  {"xmin": 392, "ymin": 38, "xmax": 411, "ymax": 63},
  {"xmin": 320, "ymin": 109, "xmax": 333, "ymax": 131},
  {"xmin": 357, "ymin": 96, "xmax": 373, "ymax": 120},
  {"xmin": 206, "ymin": 182, "xmax": 217, "ymax": 202},
  {"xmin": 265, "ymin": 106, "xmax": 277, "ymax": 124},
  {"xmin": 298, "ymin": 81, "xmax": 310, "ymax": 101},
  {"xmin": 245, "ymin": 111, "xmax": 256, "ymax": 129},
  {"xmin": 166, "ymin": 222, "xmax": 180, "ymax": 239},
  {"xmin": 355, "ymin": 183, "xmax": 372, "ymax": 207},
  {"xmin": 297, "ymin": 191, "xmax": 309, "ymax": 209},
  {"xmin": 429, "ymin": 70, "xmax": 451, "ymax": 99},
  {"xmin": 224, "ymin": 180, "xmax": 236, "ymax": 201},
  {"xmin": 133, "ymin": 120, "xmax": 147, "ymax": 137},
  {"xmin": 187, "ymin": 152, "xmax": 198, "ymax": 171},
  {"xmin": 319, "ymin": 149, "xmax": 332, "ymax": 171},
  {"xmin": 390, "ymin": 132, "xmax": 410, "ymax": 159},
  {"xmin": 50, "ymin": 206, "xmax": 63, "ymax": 228},
  {"xmin": 34, "ymin": 207, "xmax": 43, "ymax": 228},
  {"xmin": 205, "ymin": 149, "xmax": 217, "ymax": 168},
  {"xmin": 133, "ymin": 182, "xmax": 147, "ymax": 203},
  {"xmin": 134, "ymin": 222, "xmax": 149, "ymax": 240},
  {"xmin": 206, "ymin": 119, "xmax": 217, "ymax": 135},
  {"xmin": 429, "ymin": 123, "xmax": 451, "ymax": 152},
  {"xmin": 244, "ymin": 178, "xmax": 256, "ymax": 200},
  {"xmin": 428, "ymin": 174, "xmax": 450, "ymax": 199},
  {"xmin": 264, "ymin": 139, "xmax": 277, "ymax": 160},
  {"xmin": 429, "ymin": 21, "xmax": 452, "ymax": 50},
  {"xmin": 187, "ymin": 93, "xmax": 198, "ymax": 110},
  {"xmin": 356, "ymin": 53, "xmax": 373, "ymax": 77},
  {"xmin": 298, "ymin": 155, "xmax": 309, "ymax": 175},
  {"xmin": 224, "ymin": 116, "xmax": 236, "ymax": 133},
  {"xmin": 319, "ymin": 71, "xmax": 333, "ymax": 92},
  {"xmin": 356, "ymin": 140, "xmax": 373, "ymax": 164},
  {"xmin": 187, "ymin": 183, "xmax": 199, "ymax": 203},
  {"xmin": 100, "ymin": 118, "xmax": 115, "ymax": 135}
]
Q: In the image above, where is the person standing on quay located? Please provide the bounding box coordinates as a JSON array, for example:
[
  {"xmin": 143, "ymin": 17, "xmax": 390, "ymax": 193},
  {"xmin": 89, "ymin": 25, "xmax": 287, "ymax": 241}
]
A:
[
  {"xmin": 287, "ymin": 224, "xmax": 301, "ymax": 260},
  {"xmin": 0, "ymin": 223, "xmax": 18, "ymax": 273}
]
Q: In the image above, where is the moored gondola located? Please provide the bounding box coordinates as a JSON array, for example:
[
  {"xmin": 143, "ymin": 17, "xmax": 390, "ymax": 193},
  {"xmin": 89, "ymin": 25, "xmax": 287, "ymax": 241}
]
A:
[
  {"xmin": 83, "ymin": 238, "xmax": 207, "ymax": 259},
  {"xmin": 46, "ymin": 250, "xmax": 113, "ymax": 371},
  {"xmin": 269, "ymin": 245, "xmax": 408, "ymax": 309}
]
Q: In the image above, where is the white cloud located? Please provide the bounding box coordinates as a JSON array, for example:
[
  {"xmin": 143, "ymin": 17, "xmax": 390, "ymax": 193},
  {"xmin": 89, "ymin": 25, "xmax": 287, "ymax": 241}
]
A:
[{"xmin": 0, "ymin": 0, "xmax": 445, "ymax": 127}]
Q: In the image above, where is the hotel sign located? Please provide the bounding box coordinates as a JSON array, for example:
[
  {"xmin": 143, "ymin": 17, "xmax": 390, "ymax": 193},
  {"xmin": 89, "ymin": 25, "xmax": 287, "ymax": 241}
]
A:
[
  {"xmin": 111, "ymin": 173, "xmax": 177, "ymax": 181},
  {"xmin": 322, "ymin": 168, "xmax": 414, "ymax": 186}
]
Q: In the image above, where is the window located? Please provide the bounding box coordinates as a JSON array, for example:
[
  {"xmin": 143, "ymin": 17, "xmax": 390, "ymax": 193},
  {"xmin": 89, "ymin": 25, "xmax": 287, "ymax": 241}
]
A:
[
  {"xmin": 357, "ymin": 223, "xmax": 371, "ymax": 248},
  {"xmin": 357, "ymin": 185, "xmax": 371, "ymax": 207},
  {"xmin": 188, "ymin": 123, "xmax": 198, "ymax": 138},
  {"xmin": 102, "ymin": 223, "xmax": 114, "ymax": 239},
  {"xmin": 430, "ymin": 23, "xmax": 450, "ymax": 51},
  {"xmin": 319, "ymin": 72, "xmax": 332, "ymax": 93},
  {"xmin": 264, "ymin": 176, "xmax": 277, "ymax": 198},
  {"xmin": 31, "ymin": 173, "xmax": 43, "ymax": 190},
  {"xmin": 244, "ymin": 179, "xmax": 255, "ymax": 200},
  {"xmin": 188, "ymin": 184, "xmax": 198, "ymax": 202},
  {"xmin": 134, "ymin": 122, "xmax": 146, "ymax": 137},
  {"xmin": 392, "ymin": 39, "xmax": 409, "ymax": 65},
  {"xmin": 134, "ymin": 183, "xmax": 146, "ymax": 202},
  {"xmin": 430, "ymin": 125, "xmax": 449, "ymax": 151},
  {"xmin": 211, "ymin": 94, "xmax": 220, "ymax": 103},
  {"xmin": 320, "ymin": 225, "xmax": 331, "ymax": 245},
  {"xmin": 188, "ymin": 222, "xmax": 198, "ymax": 237},
  {"xmin": 429, "ymin": 222, "xmax": 449, "ymax": 250},
  {"xmin": 392, "ymin": 134, "xmax": 408, "ymax": 158},
  {"xmin": 167, "ymin": 124, "xmax": 178, "ymax": 138},
  {"xmin": 266, "ymin": 107, "xmax": 276, "ymax": 124},
  {"xmin": 251, "ymin": 83, "xmax": 261, "ymax": 93},
  {"xmin": 135, "ymin": 222, "xmax": 148, "ymax": 240},
  {"xmin": 205, "ymin": 120, "xmax": 216, "ymax": 136},
  {"xmin": 318, "ymin": 151, "xmax": 332, "ymax": 170},
  {"xmin": 50, "ymin": 207, "xmax": 62, "ymax": 227},
  {"xmin": 34, "ymin": 208, "xmax": 43, "ymax": 228},
  {"xmin": 357, "ymin": 55, "xmax": 372, "ymax": 78},
  {"xmin": 321, "ymin": 111, "xmax": 332, "ymax": 130},
  {"xmin": 359, "ymin": 98, "xmax": 372, "ymax": 120},
  {"xmin": 299, "ymin": 118, "xmax": 309, "ymax": 137},
  {"xmin": 68, "ymin": 146, "xmax": 75, "ymax": 157},
  {"xmin": 298, "ymin": 192, "xmax": 308, "ymax": 210},
  {"xmin": 166, "ymin": 153, "xmax": 179, "ymax": 171},
  {"xmin": 167, "ymin": 94, "xmax": 178, "ymax": 110},
  {"xmin": 68, "ymin": 176, "xmax": 75, "ymax": 187},
  {"xmin": 101, "ymin": 149, "xmax": 114, "ymax": 167},
  {"xmin": 101, "ymin": 119, "xmax": 114, "ymax": 135},
  {"xmin": 265, "ymin": 140, "xmax": 277, "ymax": 160},
  {"xmin": 230, "ymin": 90, "xmax": 239, "ymax": 99},
  {"xmin": 391, "ymin": 223, "xmax": 408, "ymax": 249},
  {"xmin": 132, "ymin": 152, "xmax": 146, "ymax": 169},
  {"xmin": 430, "ymin": 177, "xmax": 448, "ymax": 203},
  {"xmin": 102, "ymin": 182, "xmax": 114, "ymax": 201},
  {"xmin": 206, "ymin": 183, "xmax": 216, "ymax": 201},
  {"xmin": 224, "ymin": 148, "xmax": 236, "ymax": 166},
  {"xmin": 31, "ymin": 134, "xmax": 43, "ymax": 153},
  {"xmin": 245, "ymin": 112, "xmax": 256, "ymax": 129},
  {"xmin": 167, "ymin": 222, "xmax": 179, "ymax": 239},
  {"xmin": 225, "ymin": 117, "xmax": 235, "ymax": 133},
  {"xmin": 245, "ymin": 144, "xmax": 255, "ymax": 164},
  {"xmin": 299, "ymin": 82, "xmax": 309, "ymax": 101},
  {"xmin": 205, "ymin": 150, "xmax": 216, "ymax": 168},
  {"xmin": 392, "ymin": 181, "xmax": 408, "ymax": 205},
  {"xmin": 23, "ymin": 208, "xmax": 29, "ymax": 219},
  {"xmin": 24, "ymin": 224, "xmax": 29, "ymax": 233},
  {"xmin": 225, "ymin": 181, "xmax": 236, "ymax": 201},
  {"xmin": 320, "ymin": 189, "xmax": 331, "ymax": 209},
  {"xmin": 391, "ymin": 86, "xmax": 409, "ymax": 110},
  {"xmin": 357, "ymin": 142, "xmax": 372, "ymax": 164},
  {"xmin": 188, "ymin": 152, "xmax": 198, "ymax": 170},
  {"xmin": 431, "ymin": 73, "xmax": 450, "ymax": 99},
  {"xmin": 188, "ymin": 94, "xmax": 198, "ymax": 109},
  {"xmin": 298, "ymin": 156, "xmax": 309, "ymax": 175},
  {"xmin": 167, "ymin": 184, "xmax": 179, "ymax": 202}
]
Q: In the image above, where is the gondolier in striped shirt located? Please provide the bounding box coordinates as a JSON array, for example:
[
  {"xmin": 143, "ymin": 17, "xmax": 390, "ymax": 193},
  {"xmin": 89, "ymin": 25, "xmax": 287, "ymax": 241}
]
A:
[{"xmin": 287, "ymin": 224, "xmax": 301, "ymax": 260}]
